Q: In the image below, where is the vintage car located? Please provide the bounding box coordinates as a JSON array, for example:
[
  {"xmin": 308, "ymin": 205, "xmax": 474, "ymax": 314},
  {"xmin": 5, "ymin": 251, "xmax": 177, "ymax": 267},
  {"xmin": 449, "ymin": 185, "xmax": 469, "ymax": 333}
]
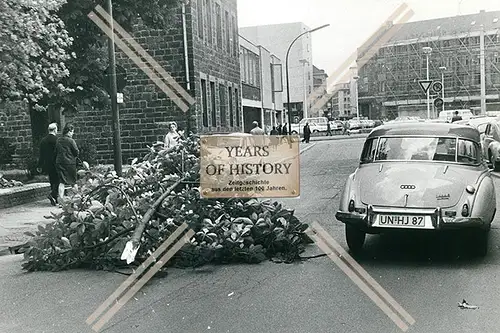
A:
[{"xmin": 335, "ymin": 122, "xmax": 497, "ymax": 256}]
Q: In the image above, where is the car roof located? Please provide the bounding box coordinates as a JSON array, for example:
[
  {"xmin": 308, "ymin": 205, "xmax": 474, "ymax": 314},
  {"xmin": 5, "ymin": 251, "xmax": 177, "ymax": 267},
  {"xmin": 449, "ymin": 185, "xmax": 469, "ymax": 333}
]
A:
[{"xmin": 367, "ymin": 122, "xmax": 480, "ymax": 142}]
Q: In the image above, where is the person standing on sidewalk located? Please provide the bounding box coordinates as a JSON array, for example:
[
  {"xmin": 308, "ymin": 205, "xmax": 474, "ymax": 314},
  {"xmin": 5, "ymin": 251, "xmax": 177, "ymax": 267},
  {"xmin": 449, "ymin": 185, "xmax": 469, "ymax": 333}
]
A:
[
  {"xmin": 302, "ymin": 122, "xmax": 311, "ymax": 143},
  {"xmin": 250, "ymin": 121, "xmax": 265, "ymax": 135},
  {"xmin": 55, "ymin": 123, "xmax": 79, "ymax": 203},
  {"xmin": 326, "ymin": 122, "xmax": 332, "ymax": 136},
  {"xmin": 36, "ymin": 123, "xmax": 59, "ymax": 206}
]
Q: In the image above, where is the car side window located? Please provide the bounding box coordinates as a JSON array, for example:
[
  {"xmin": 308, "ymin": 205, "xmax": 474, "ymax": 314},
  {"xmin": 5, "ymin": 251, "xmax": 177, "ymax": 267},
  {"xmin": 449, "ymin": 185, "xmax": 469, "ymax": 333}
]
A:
[
  {"xmin": 360, "ymin": 138, "xmax": 377, "ymax": 163},
  {"xmin": 457, "ymin": 139, "xmax": 480, "ymax": 164}
]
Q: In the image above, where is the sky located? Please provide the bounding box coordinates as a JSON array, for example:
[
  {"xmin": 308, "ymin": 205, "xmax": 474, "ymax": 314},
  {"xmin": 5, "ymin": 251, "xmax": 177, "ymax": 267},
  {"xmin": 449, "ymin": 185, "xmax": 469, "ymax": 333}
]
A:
[{"xmin": 237, "ymin": 0, "xmax": 500, "ymax": 76}]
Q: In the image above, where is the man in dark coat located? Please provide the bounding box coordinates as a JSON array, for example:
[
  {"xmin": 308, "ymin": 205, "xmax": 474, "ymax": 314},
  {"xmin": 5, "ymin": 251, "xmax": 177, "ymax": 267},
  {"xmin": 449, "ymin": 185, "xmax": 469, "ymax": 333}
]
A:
[
  {"xmin": 302, "ymin": 122, "xmax": 312, "ymax": 143},
  {"xmin": 37, "ymin": 123, "xmax": 59, "ymax": 205},
  {"xmin": 451, "ymin": 111, "xmax": 463, "ymax": 123}
]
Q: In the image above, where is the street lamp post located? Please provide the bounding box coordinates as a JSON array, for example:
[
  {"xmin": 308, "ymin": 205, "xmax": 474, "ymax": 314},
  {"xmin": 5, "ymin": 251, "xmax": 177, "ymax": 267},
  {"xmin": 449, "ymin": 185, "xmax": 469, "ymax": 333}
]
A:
[
  {"xmin": 422, "ymin": 46, "xmax": 432, "ymax": 119},
  {"xmin": 439, "ymin": 66, "xmax": 447, "ymax": 113},
  {"xmin": 351, "ymin": 75, "xmax": 360, "ymax": 120},
  {"xmin": 286, "ymin": 24, "xmax": 330, "ymax": 134}
]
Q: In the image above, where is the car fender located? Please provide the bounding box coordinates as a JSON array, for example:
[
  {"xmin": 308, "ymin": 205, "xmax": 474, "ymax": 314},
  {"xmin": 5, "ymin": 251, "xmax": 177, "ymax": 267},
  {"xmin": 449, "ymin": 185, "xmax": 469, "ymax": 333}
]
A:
[
  {"xmin": 488, "ymin": 140, "xmax": 500, "ymax": 160},
  {"xmin": 338, "ymin": 171, "xmax": 358, "ymax": 211},
  {"xmin": 471, "ymin": 173, "xmax": 497, "ymax": 225}
]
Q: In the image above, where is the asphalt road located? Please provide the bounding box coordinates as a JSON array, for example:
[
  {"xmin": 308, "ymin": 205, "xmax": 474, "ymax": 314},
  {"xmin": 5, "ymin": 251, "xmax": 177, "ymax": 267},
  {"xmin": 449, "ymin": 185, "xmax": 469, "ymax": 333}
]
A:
[{"xmin": 2, "ymin": 138, "xmax": 500, "ymax": 333}]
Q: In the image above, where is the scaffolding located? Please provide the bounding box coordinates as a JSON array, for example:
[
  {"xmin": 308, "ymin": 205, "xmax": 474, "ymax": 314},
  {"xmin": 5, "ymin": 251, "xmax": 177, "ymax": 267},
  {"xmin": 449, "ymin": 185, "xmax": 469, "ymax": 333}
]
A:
[{"xmin": 358, "ymin": 13, "xmax": 500, "ymax": 120}]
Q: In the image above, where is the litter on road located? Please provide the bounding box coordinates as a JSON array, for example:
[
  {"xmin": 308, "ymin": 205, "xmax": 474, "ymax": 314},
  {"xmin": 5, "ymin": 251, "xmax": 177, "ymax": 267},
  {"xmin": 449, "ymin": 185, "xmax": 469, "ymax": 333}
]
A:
[{"xmin": 458, "ymin": 299, "xmax": 479, "ymax": 310}]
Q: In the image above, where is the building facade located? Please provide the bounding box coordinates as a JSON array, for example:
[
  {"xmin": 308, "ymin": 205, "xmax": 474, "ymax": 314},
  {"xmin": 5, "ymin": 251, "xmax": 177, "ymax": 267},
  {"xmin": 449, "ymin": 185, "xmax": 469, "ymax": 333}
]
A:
[
  {"xmin": 1, "ymin": 0, "xmax": 243, "ymax": 167},
  {"xmin": 69, "ymin": 0, "xmax": 242, "ymax": 163},
  {"xmin": 357, "ymin": 10, "xmax": 500, "ymax": 120},
  {"xmin": 329, "ymin": 82, "xmax": 352, "ymax": 119},
  {"xmin": 239, "ymin": 22, "xmax": 313, "ymax": 123},
  {"xmin": 239, "ymin": 35, "xmax": 283, "ymax": 133}
]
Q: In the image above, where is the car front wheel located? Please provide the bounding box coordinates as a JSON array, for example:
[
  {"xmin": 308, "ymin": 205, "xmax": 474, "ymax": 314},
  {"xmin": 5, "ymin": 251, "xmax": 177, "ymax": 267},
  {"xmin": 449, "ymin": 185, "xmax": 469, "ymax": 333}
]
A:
[{"xmin": 345, "ymin": 225, "xmax": 366, "ymax": 255}]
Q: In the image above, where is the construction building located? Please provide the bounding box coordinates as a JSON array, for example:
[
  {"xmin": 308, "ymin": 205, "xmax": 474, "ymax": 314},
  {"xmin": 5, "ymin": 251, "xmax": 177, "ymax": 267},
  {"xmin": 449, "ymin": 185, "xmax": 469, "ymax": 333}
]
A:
[{"xmin": 357, "ymin": 10, "xmax": 500, "ymax": 120}]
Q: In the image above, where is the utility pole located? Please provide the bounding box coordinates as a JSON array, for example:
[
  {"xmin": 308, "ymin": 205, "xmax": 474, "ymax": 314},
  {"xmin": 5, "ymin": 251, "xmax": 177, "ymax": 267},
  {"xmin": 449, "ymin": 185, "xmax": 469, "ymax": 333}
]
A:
[
  {"xmin": 480, "ymin": 24, "xmax": 486, "ymax": 115},
  {"xmin": 107, "ymin": 0, "xmax": 122, "ymax": 176}
]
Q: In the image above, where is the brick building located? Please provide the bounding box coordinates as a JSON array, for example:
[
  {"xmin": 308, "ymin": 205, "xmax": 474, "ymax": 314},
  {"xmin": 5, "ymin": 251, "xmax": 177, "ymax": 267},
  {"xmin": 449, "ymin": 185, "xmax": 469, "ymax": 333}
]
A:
[{"xmin": 1, "ymin": 0, "xmax": 242, "ymax": 167}]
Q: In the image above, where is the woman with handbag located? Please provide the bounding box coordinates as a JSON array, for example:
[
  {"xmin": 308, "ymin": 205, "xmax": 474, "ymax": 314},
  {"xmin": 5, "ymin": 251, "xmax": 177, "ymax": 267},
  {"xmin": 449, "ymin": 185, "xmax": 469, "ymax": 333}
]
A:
[{"xmin": 55, "ymin": 123, "xmax": 79, "ymax": 203}]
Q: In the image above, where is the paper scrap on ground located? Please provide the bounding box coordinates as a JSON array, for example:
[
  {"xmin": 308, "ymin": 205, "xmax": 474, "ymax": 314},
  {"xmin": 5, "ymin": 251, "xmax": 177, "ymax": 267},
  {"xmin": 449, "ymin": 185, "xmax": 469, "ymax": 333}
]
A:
[{"xmin": 458, "ymin": 299, "xmax": 479, "ymax": 310}]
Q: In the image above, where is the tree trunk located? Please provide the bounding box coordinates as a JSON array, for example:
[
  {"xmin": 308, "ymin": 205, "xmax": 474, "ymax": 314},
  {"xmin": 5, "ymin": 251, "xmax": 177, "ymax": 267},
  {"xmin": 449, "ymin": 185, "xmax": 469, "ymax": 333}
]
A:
[{"xmin": 28, "ymin": 103, "xmax": 48, "ymax": 176}]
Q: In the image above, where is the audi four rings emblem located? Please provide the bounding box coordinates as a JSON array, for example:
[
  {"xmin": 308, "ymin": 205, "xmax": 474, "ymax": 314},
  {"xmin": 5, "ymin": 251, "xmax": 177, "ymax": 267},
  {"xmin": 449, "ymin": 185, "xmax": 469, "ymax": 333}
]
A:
[{"xmin": 400, "ymin": 184, "xmax": 416, "ymax": 189}]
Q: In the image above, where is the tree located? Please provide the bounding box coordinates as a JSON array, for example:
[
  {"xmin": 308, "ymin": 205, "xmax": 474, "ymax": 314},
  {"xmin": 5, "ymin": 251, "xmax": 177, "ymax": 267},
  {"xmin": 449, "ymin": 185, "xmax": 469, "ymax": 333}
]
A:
[
  {"xmin": 0, "ymin": 0, "xmax": 75, "ymax": 164},
  {"xmin": 54, "ymin": 0, "xmax": 184, "ymax": 112},
  {"xmin": 0, "ymin": 0, "xmax": 74, "ymax": 109}
]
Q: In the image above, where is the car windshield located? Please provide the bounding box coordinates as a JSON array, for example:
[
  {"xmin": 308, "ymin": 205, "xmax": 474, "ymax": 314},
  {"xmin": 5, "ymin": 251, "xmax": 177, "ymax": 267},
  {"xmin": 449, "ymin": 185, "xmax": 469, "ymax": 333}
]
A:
[{"xmin": 361, "ymin": 136, "xmax": 480, "ymax": 164}]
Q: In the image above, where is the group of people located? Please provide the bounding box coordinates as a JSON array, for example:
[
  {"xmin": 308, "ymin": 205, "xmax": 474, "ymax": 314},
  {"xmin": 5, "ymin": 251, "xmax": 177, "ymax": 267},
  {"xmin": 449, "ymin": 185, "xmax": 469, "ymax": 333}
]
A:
[
  {"xmin": 37, "ymin": 123, "xmax": 80, "ymax": 206},
  {"xmin": 250, "ymin": 121, "xmax": 313, "ymax": 143}
]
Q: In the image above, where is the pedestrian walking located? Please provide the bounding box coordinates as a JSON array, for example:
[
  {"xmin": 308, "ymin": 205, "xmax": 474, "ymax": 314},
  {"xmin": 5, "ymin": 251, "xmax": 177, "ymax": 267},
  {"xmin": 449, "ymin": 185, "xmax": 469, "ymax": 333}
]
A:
[
  {"xmin": 276, "ymin": 124, "xmax": 282, "ymax": 135},
  {"xmin": 250, "ymin": 121, "xmax": 265, "ymax": 135},
  {"xmin": 36, "ymin": 123, "xmax": 59, "ymax": 206},
  {"xmin": 164, "ymin": 121, "xmax": 181, "ymax": 149},
  {"xmin": 326, "ymin": 122, "xmax": 332, "ymax": 136},
  {"xmin": 270, "ymin": 126, "xmax": 278, "ymax": 135},
  {"xmin": 282, "ymin": 123, "xmax": 288, "ymax": 135},
  {"xmin": 55, "ymin": 123, "xmax": 79, "ymax": 203},
  {"xmin": 302, "ymin": 122, "xmax": 311, "ymax": 143}
]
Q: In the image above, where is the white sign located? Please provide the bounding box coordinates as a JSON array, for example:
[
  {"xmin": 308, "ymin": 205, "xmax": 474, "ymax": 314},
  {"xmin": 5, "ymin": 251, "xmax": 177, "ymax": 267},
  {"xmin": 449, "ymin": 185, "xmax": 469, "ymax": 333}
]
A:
[{"xmin": 117, "ymin": 93, "xmax": 124, "ymax": 104}]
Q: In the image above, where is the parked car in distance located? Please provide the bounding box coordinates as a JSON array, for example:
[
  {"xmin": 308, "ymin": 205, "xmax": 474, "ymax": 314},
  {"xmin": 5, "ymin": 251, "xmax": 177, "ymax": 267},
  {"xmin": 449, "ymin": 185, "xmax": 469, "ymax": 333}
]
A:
[
  {"xmin": 290, "ymin": 117, "xmax": 329, "ymax": 134},
  {"xmin": 482, "ymin": 118, "xmax": 500, "ymax": 170},
  {"xmin": 336, "ymin": 122, "xmax": 496, "ymax": 257}
]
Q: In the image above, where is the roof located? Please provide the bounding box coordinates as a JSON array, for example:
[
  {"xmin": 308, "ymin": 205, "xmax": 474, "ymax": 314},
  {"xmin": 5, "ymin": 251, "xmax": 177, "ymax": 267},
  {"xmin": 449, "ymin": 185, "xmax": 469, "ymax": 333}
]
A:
[
  {"xmin": 388, "ymin": 10, "xmax": 500, "ymax": 43},
  {"xmin": 367, "ymin": 122, "xmax": 480, "ymax": 142}
]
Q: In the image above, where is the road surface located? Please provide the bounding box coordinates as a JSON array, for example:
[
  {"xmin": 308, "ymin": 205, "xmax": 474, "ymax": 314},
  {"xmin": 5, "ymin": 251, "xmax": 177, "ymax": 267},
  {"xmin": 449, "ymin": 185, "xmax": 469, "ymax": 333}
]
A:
[{"xmin": 1, "ymin": 137, "xmax": 500, "ymax": 332}]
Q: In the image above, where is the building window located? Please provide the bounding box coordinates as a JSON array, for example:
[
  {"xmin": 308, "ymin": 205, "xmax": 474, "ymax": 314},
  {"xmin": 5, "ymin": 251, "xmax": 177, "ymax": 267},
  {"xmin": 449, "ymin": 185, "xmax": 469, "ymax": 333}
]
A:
[
  {"xmin": 235, "ymin": 88, "xmax": 240, "ymax": 127},
  {"xmin": 210, "ymin": 81, "xmax": 217, "ymax": 127},
  {"xmin": 232, "ymin": 16, "xmax": 238, "ymax": 57},
  {"xmin": 225, "ymin": 10, "xmax": 230, "ymax": 53},
  {"xmin": 215, "ymin": 3, "xmax": 222, "ymax": 48},
  {"xmin": 201, "ymin": 79, "xmax": 208, "ymax": 127},
  {"xmin": 197, "ymin": 0, "xmax": 203, "ymax": 39},
  {"xmin": 219, "ymin": 83, "xmax": 227, "ymax": 127},
  {"xmin": 228, "ymin": 86, "xmax": 234, "ymax": 127},
  {"xmin": 206, "ymin": 0, "xmax": 212, "ymax": 44}
]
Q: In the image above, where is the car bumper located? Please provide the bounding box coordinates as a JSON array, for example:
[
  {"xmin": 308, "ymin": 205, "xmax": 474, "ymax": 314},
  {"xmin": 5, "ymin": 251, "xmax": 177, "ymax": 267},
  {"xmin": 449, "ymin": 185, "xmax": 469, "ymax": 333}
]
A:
[{"xmin": 335, "ymin": 208, "xmax": 488, "ymax": 233}]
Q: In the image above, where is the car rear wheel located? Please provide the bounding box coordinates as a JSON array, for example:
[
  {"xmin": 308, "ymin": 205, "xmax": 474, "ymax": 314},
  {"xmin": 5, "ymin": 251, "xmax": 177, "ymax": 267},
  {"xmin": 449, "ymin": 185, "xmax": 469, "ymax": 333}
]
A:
[
  {"xmin": 471, "ymin": 229, "xmax": 489, "ymax": 257},
  {"xmin": 345, "ymin": 225, "xmax": 366, "ymax": 255}
]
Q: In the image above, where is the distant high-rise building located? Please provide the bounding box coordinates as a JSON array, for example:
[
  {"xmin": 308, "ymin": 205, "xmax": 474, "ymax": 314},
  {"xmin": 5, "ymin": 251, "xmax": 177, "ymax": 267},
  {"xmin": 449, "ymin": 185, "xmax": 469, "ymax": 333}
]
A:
[{"xmin": 240, "ymin": 22, "xmax": 313, "ymax": 123}]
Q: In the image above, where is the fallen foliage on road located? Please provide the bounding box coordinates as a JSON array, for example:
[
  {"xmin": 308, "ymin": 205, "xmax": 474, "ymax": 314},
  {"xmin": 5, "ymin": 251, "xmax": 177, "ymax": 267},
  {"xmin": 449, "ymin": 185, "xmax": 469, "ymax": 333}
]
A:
[{"xmin": 21, "ymin": 135, "xmax": 311, "ymax": 272}]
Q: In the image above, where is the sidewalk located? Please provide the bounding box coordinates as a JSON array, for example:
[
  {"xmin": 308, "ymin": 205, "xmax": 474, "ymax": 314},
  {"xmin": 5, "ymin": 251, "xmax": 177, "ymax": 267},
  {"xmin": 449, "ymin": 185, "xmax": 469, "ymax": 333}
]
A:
[
  {"xmin": 308, "ymin": 133, "xmax": 368, "ymax": 142},
  {"xmin": 0, "ymin": 199, "xmax": 59, "ymax": 256}
]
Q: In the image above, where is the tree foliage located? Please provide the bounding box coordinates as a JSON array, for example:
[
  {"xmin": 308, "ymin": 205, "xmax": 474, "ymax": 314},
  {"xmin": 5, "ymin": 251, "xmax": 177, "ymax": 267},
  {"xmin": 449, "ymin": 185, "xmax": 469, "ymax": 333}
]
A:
[
  {"xmin": 54, "ymin": 0, "xmax": 184, "ymax": 112},
  {"xmin": 0, "ymin": 0, "xmax": 74, "ymax": 110},
  {"xmin": 0, "ymin": 0, "xmax": 184, "ymax": 112},
  {"xmin": 22, "ymin": 136, "xmax": 312, "ymax": 272}
]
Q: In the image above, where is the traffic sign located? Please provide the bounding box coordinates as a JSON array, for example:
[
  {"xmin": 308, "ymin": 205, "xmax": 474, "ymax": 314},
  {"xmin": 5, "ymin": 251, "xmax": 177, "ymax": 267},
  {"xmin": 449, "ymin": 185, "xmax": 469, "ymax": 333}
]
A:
[
  {"xmin": 434, "ymin": 98, "xmax": 444, "ymax": 108},
  {"xmin": 432, "ymin": 81, "xmax": 443, "ymax": 93},
  {"xmin": 418, "ymin": 80, "xmax": 433, "ymax": 94}
]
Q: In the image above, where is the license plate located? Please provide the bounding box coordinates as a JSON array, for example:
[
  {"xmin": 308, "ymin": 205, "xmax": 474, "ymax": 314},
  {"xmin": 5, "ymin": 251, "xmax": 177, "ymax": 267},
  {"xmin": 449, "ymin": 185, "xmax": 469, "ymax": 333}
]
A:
[{"xmin": 375, "ymin": 214, "xmax": 426, "ymax": 228}]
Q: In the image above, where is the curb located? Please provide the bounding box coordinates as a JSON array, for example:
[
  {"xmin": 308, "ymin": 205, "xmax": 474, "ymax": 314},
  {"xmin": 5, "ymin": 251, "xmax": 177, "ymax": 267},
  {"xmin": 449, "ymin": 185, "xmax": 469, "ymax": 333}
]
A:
[
  {"xmin": 299, "ymin": 143, "xmax": 316, "ymax": 155},
  {"xmin": 310, "ymin": 134, "xmax": 368, "ymax": 142},
  {"xmin": 0, "ymin": 183, "xmax": 51, "ymax": 209}
]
